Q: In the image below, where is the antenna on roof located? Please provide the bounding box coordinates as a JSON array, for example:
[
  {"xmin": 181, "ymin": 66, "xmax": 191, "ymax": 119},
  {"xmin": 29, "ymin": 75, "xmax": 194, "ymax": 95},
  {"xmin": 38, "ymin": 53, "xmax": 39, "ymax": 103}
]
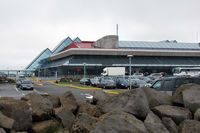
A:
[
  {"xmin": 196, "ymin": 32, "xmax": 199, "ymax": 42},
  {"xmin": 116, "ymin": 24, "xmax": 118, "ymax": 36}
]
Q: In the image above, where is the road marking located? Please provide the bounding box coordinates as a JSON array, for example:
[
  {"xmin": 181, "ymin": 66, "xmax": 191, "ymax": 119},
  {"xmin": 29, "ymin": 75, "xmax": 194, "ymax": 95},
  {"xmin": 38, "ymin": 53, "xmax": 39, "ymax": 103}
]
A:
[
  {"xmin": 104, "ymin": 91, "xmax": 120, "ymax": 94},
  {"xmin": 49, "ymin": 81, "xmax": 102, "ymax": 90},
  {"xmin": 14, "ymin": 85, "xmax": 25, "ymax": 96},
  {"xmin": 34, "ymin": 89, "xmax": 49, "ymax": 96},
  {"xmin": 34, "ymin": 83, "xmax": 43, "ymax": 86},
  {"xmin": 80, "ymin": 93, "xmax": 94, "ymax": 99}
]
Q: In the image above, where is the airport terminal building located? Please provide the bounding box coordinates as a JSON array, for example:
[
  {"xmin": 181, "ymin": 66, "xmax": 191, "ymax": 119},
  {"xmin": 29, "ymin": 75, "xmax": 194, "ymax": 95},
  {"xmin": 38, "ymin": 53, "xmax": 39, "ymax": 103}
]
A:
[{"xmin": 26, "ymin": 35, "xmax": 200, "ymax": 77}]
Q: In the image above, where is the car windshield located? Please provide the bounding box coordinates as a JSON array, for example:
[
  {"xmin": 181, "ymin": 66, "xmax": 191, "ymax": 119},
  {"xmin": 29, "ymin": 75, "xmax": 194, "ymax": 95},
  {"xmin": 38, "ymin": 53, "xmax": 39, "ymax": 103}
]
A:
[
  {"xmin": 103, "ymin": 77, "xmax": 113, "ymax": 80},
  {"xmin": 136, "ymin": 80, "xmax": 147, "ymax": 85},
  {"xmin": 151, "ymin": 74, "xmax": 161, "ymax": 76},
  {"xmin": 118, "ymin": 78, "xmax": 127, "ymax": 83},
  {"xmin": 22, "ymin": 81, "xmax": 32, "ymax": 84}
]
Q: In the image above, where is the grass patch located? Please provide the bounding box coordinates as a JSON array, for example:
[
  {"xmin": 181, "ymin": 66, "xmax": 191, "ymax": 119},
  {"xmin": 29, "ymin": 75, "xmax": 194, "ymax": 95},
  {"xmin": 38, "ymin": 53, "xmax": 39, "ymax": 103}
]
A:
[{"xmin": 105, "ymin": 89, "xmax": 127, "ymax": 94}]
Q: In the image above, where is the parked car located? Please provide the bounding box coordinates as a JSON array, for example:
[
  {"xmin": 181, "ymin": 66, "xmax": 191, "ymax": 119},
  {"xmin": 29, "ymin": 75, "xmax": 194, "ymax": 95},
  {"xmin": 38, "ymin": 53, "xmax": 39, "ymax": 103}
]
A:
[
  {"xmin": 115, "ymin": 77, "xmax": 129, "ymax": 89},
  {"xmin": 98, "ymin": 76, "xmax": 116, "ymax": 89},
  {"xmin": 131, "ymin": 79, "xmax": 151, "ymax": 88},
  {"xmin": 16, "ymin": 78, "xmax": 26, "ymax": 88},
  {"xmin": 133, "ymin": 73, "xmax": 144, "ymax": 77},
  {"xmin": 80, "ymin": 78, "xmax": 91, "ymax": 85},
  {"xmin": 90, "ymin": 77, "xmax": 100, "ymax": 86},
  {"xmin": 139, "ymin": 77, "xmax": 154, "ymax": 84},
  {"xmin": 151, "ymin": 76, "xmax": 200, "ymax": 95},
  {"xmin": 18, "ymin": 80, "xmax": 34, "ymax": 90},
  {"xmin": 148, "ymin": 73, "xmax": 163, "ymax": 81}
]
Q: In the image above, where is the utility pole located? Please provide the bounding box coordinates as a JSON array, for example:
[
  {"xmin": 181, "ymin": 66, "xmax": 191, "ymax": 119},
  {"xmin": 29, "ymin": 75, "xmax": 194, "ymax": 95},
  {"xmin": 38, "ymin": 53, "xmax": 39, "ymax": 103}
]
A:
[
  {"xmin": 83, "ymin": 63, "xmax": 86, "ymax": 85},
  {"xmin": 116, "ymin": 24, "xmax": 118, "ymax": 36},
  {"xmin": 127, "ymin": 55, "xmax": 133, "ymax": 90}
]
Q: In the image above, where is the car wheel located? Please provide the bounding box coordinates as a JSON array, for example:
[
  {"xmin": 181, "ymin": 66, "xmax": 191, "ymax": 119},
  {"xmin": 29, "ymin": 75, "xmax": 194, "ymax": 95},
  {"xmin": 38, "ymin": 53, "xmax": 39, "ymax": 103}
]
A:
[{"xmin": 20, "ymin": 86, "xmax": 23, "ymax": 90}]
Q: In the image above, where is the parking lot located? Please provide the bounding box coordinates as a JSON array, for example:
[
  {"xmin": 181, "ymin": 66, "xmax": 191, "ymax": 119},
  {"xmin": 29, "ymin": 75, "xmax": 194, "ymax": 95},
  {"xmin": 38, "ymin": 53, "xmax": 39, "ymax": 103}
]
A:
[{"xmin": 0, "ymin": 82, "xmax": 101, "ymax": 101}]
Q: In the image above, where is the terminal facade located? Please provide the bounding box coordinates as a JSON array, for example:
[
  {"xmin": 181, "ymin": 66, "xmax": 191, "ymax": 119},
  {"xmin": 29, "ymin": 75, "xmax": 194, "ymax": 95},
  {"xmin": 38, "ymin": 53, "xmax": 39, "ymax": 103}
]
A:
[{"xmin": 26, "ymin": 35, "xmax": 200, "ymax": 77}]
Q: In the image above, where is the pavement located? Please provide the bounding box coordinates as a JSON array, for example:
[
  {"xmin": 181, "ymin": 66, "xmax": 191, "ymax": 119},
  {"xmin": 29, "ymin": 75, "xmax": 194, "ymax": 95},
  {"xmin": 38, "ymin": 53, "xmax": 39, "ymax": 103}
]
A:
[
  {"xmin": 0, "ymin": 79, "xmax": 124, "ymax": 101},
  {"xmin": 0, "ymin": 82, "xmax": 100, "ymax": 101}
]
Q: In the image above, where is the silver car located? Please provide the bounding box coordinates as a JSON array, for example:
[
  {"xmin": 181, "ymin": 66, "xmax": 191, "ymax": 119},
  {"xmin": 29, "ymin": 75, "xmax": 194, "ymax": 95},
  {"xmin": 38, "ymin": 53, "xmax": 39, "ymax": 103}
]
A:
[{"xmin": 19, "ymin": 80, "xmax": 34, "ymax": 90}]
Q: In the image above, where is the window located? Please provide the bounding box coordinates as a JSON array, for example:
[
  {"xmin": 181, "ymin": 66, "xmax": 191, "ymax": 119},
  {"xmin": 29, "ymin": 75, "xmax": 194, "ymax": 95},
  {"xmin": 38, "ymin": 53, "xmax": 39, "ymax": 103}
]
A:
[
  {"xmin": 175, "ymin": 78, "xmax": 191, "ymax": 88},
  {"xmin": 162, "ymin": 80, "xmax": 172, "ymax": 91},
  {"xmin": 152, "ymin": 81, "xmax": 162, "ymax": 90}
]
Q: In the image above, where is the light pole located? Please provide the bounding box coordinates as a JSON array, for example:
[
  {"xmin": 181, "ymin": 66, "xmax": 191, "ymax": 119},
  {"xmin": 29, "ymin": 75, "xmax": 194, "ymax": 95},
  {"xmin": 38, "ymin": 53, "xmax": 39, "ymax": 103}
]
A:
[
  {"xmin": 127, "ymin": 55, "xmax": 133, "ymax": 90},
  {"xmin": 83, "ymin": 63, "xmax": 86, "ymax": 85}
]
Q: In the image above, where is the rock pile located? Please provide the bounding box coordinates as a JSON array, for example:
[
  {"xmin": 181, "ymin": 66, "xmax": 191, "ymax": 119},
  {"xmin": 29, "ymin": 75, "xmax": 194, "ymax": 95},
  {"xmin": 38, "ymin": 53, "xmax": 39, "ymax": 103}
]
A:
[{"xmin": 0, "ymin": 83, "xmax": 200, "ymax": 133}]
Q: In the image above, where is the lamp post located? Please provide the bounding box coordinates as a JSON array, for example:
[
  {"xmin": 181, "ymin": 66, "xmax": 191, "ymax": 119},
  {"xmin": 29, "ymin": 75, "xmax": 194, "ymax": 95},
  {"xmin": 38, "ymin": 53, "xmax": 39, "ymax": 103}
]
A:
[
  {"xmin": 127, "ymin": 55, "xmax": 133, "ymax": 90},
  {"xmin": 83, "ymin": 63, "xmax": 86, "ymax": 85}
]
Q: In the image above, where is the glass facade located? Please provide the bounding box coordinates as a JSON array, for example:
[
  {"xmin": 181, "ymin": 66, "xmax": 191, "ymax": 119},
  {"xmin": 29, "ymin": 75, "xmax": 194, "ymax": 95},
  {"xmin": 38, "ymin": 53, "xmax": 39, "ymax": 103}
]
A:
[
  {"xmin": 52, "ymin": 37, "xmax": 73, "ymax": 55},
  {"xmin": 73, "ymin": 37, "xmax": 82, "ymax": 43},
  {"xmin": 38, "ymin": 55, "xmax": 200, "ymax": 77},
  {"xmin": 26, "ymin": 48, "xmax": 52, "ymax": 70}
]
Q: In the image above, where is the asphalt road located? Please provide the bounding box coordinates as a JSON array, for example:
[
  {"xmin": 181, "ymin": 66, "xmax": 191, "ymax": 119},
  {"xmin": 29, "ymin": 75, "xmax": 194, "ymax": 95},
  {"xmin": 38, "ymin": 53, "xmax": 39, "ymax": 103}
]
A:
[{"xmin": 0, "ymin": 82, "xmax": 97, "ymax": 101}]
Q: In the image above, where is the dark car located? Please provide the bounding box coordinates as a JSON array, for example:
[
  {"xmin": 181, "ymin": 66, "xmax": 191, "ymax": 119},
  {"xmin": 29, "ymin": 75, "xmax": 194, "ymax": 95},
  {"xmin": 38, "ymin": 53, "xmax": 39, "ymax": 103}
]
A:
[
  {"xmin": 139, "ymin": 77, "xmax": 154, "ymax": 84},
  {"xmin": 98, "ymin": 76, "xmax": 116, "ymax": 89},
  {"xmin": 18, "ymin": 80, "xmax": 34, "ymax": 90},
  {"xmin": 130, "ymin": 79, "xmax": 151, "ymax": 88},
  {"xmin": 115, "ymin": 77, "xmax": 129, "ymax": 89},
  {"xmin": 151, "ymin": 76, "xmax": 200, "ymax": 95},
  {"xmin": 80, "ymin": 78, "xmax": 91, "ymax": 85},
  {"xmin": 90, "ymin": 77, "xmax": 100, "ymax": 86}
]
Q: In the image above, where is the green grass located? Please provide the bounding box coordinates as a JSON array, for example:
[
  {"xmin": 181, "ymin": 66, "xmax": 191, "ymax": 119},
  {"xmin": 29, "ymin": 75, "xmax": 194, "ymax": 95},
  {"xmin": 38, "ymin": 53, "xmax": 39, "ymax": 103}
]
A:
[{"xmin": 107, "ymin": 89, "xmax": 127, "ymax": 93}]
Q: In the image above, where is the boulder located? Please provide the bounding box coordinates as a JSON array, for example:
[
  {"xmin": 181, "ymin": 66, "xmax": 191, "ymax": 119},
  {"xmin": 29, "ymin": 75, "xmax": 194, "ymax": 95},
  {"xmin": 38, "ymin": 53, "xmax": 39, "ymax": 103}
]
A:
[
  {"xmin": 21, "ymin": 92, "xmax": 53, "ymax": 121},
  {"xmin": 92, "ymin": 90, "xmax": 110, "ymax": 105},
  {"xmin": 90, "ymin": 111, "xmax": 149, "ymax": 133},
  {"xmin": 179, "ymin": 119, "xmax": 200, "ymax": 133},
  {"xmin": 0, "ymin": 97, "xmax": 32, "ymax": 131},
  {"xmin": 0, "ymin": 128, "xmax": 6, "ymax": 133},
  {"xmin": 77, "ymin": 101, "xmax": 101, "ymax": 117},
  {"xmin": 43, "ymin": 95, "xmax": 61, "ymax": 108},
  {"xmin": 0, "ymin": 111, "xmax": 14, "ymax": 129},
  {"xmin": 153, "ymin": 105, "xmax": 192, "ymax": 125},
  {"xmin": 182, "ymin": 86, "xmax": 200, "ymax": 113},
  {"xmin": 144, "ymin": 111, "xmax": 169, "ymax": 133},
  {"xmin": 99, "ymin": 88, "xmax": 150, "ymax": 119},
  {"xmin": 162, "ymin": 117, "xmax": 178, "ymax": 133},
  {"xmin": 32, "ymin": 120, "xmax": 59, "ymax": 133},
  {"xmin": 71, "ymin": 113, "xmax": 98, "ymax": 133},
  {"xmin": 10, "ymin": 131, "xmax": 28, "ymax": 133},
  {"xmin": 59, "ymin": 91, "xmax": 78, "ymax": 112},
  {"xmin": 172, "ymin": 83, "xmax": 199, "ymax": 107},
  {"xmin": 55, "ymin": 107, "xmax": 75, "ymax": 131},
  {"xmin": 141, "ymin": 87, "xmax": 172, "ymax": 108},
  {"xmin": 194, "ymin": 108, "xmax": 200, "ymax": 121},
  {"xmin": 55, "ymin": 129, "xmax": 69, "ymax": 133}
]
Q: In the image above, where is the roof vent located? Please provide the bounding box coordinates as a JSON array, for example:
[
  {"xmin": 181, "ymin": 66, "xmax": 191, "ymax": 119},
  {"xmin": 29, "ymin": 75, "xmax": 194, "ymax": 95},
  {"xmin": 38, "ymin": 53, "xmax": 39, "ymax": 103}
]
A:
[
  {"xmin": 171, "ymin": 40, "xmax": 177, "ymax": 43},
  {"xmin": 160, "ymin": 40, "xmax": 177, "ymax": 43}
]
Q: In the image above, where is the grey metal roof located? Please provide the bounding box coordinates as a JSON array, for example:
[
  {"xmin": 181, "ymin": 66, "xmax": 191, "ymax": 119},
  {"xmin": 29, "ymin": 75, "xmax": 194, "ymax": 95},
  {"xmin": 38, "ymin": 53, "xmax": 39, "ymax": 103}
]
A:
[{"xmin": 119, "ymin": 41, "xmax": 200, "ymax": 50}]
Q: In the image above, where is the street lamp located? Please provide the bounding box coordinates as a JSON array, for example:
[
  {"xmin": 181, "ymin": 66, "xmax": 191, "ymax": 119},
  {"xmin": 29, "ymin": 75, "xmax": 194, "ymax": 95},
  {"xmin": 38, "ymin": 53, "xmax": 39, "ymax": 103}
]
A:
[
  {"xmin": 83, "ymin": 63, "xmax": 86, "ymax": 85},
  {"xmin": 127, "ymin": 55, "xmax": 133, "ymax": 90}
]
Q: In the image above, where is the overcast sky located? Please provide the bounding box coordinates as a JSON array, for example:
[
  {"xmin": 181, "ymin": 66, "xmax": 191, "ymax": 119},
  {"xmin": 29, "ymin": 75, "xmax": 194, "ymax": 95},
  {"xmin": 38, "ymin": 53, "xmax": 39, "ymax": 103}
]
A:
[{"xmin": 0, "ymin": 0, "xmax": 200, "ymax": 70}]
